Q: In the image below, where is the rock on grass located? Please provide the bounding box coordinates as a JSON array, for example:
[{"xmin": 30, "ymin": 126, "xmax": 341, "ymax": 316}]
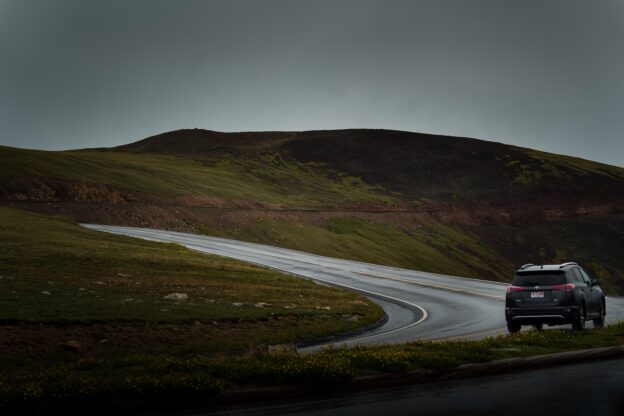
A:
[{"xmin": 163, "ymin": 293, "xmax": 188, "ymax": 301}]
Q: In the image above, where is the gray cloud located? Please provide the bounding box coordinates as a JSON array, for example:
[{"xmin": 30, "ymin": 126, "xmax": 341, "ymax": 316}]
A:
[{"xmin": 1, "ymin": 0, "xmax": 622, "ymax": 166}]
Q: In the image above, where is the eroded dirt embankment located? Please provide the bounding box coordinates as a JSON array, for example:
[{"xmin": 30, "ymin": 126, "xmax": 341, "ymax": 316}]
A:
[{"xmin": 1, "ymin": 176, "xmax": 621, "ymax": 232}]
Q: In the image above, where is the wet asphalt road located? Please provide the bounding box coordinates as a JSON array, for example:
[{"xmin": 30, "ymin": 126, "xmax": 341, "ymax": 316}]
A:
[{"xmin": 82, "ymin": 225, "xmax": 624, "ymax": 352}]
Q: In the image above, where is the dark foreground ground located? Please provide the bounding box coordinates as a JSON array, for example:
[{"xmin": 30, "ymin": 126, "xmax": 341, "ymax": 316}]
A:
[{"xmin": 202, "ymin": 357, "xmax": 624, "ymax": 416}]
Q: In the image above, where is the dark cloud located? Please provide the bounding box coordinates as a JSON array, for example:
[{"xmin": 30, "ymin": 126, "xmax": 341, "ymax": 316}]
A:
[{"xmin": 1, "ymin": 0, "xmax": 622, "ymax": 166}]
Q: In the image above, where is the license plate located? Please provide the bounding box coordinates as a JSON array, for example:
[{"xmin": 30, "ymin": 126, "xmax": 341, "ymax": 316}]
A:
[{"xmin": 530, "ymin": 291, "xmax": 544, "ymax": 298}]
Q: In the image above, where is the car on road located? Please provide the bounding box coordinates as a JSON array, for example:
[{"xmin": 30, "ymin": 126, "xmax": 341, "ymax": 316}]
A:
[{"xmin": 505, "ymin": 262, "xmax": 606, "ymax": 333}]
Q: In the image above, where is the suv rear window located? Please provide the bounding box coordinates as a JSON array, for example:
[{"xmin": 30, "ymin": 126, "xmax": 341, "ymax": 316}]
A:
[{"xmin": 512, "ymin": 272, "xmax": 566, "ymax": 286}]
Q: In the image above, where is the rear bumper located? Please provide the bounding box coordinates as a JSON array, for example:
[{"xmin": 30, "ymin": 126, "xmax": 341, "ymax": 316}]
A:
[{"xmin": 505, "ymin": 306, "xmax": 579, "ymax": 326}]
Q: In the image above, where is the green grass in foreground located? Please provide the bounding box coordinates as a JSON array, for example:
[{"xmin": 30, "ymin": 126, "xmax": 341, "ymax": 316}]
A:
[
  {"xmin": 1, "ymin": 324, "xmax": 624, "ymax": 408},
  {"xmin": 0, "ymin": 206, "xmax": 382, "ymax": 341}
]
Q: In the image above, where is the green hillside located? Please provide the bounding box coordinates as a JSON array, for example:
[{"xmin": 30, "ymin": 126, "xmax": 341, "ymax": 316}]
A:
[
  {"xmin": 0, "ymin": 146, "xmax": 390, "ymax": 206},
  {"xmin": 1, "ymin": 128, "xmax": 623, "ymax": 292},
  {"xmin": 118, "ymin": 129, "xmax": 624, "ymax": 203}
]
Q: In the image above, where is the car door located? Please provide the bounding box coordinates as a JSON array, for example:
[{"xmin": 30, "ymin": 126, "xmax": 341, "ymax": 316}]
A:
[{"xmin": 577, "ymin": 267, "xmax": 597, "ymax": 315}]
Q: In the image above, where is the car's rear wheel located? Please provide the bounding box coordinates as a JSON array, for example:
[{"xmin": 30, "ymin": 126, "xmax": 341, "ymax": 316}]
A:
[
  {"xmin": 507, "ymin": 322, "xmax": 521, "ymax": 333},
  {"xmin": 572, "ymin": 303, "xmax": 586, "ymax": 331},
  {"xmin": 593, "ymin": 301, "xmax": 606, "ymax": 328}
]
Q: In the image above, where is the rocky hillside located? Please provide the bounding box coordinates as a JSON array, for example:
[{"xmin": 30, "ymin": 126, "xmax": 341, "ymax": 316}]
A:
[{"xmin": 2, "ymin": 129, "xmax": 623, "ymax": 292}]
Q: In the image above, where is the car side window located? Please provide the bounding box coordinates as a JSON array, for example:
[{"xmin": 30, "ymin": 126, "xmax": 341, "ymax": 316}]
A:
[
  {"xmin": 578, "ymin": 268, "xmax": 592, "ymax": 286},
  {"xmin": 571, "ymin": 268, "xmax": 585, "ymax": 284}
]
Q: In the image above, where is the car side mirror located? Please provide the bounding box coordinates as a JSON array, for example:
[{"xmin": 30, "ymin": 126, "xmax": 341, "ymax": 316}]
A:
[{"xmin": 592, "ymin": 279, "xmax": 601, "ymax": 286}]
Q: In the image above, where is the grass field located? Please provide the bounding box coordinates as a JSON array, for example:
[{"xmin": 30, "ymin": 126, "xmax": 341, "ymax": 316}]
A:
[
  {"xmin": 0, "ymin": 146, "xmax": 391, "ymax": 206},
  {"xmin": 0, "ymin": 207, "xmax": 383, "ymax": 355}
]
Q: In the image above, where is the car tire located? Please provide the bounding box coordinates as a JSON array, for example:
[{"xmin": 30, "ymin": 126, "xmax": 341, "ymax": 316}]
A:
[
  {"xmin": 572, "ymin": 303, "xmax": 586, "ymax": 331},
  {"xmin": 507, "ymin": 322, "xmax": 521, "ymax": 333},
  {"xmin": 593, "ymin": 301, "xmax": 606, "ymax": 328},
  {"xmin": 533, "ymin": 323, "xmax": 543, "ymax": 331}
]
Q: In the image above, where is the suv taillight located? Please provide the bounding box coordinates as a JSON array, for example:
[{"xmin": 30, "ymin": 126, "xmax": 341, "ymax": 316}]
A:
[
  {"xmin": 506, "ymin": 285, "xmax": 523, "ymax": 293},
  {"xmin": 550, "ymin": 283, "xmax": 575, "ymax": 292}
]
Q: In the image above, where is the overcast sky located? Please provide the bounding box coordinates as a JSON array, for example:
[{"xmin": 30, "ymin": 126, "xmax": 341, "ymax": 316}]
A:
[{"xmin": 1, "ymin": 0, "xmax": 622, "ymax": 166}]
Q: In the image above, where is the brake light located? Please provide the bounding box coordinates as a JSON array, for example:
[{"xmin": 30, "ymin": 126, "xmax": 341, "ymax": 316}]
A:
[
  {"xmin": 550, "ymin": 283, "xmax": 575, "ymax": 292},
  {"xmin": 506, "ymin": 285, "xmax": 523, "ymax": 293}
]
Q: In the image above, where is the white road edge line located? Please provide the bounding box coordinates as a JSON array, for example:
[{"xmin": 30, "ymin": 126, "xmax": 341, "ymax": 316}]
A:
[
  {"xmin": 182, "ymin": 243, "xmax": 430, "ymax": 344},
  {"xmin": 280, "ymin": 270, "xmax": 429, "ymax": 344}
]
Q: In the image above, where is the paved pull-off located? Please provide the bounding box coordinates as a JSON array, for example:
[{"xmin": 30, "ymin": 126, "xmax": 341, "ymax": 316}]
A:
[{"xmin": 82, "ymin": 225, "xmax": 624, "ymax": 351}]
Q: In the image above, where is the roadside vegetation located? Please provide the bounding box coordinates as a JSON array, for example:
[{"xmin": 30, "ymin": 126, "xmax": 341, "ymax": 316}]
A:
[
  {"xmin": 211, "ymin": 218, "xmax": 515, "ymax": 282},
  {"xmin": 2, "ymin": 322, "xmax": 624, "ymax": 409}
]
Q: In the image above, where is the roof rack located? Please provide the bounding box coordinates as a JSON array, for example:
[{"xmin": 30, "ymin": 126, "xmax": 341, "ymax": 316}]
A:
[
  {"xmin": 559, "ymin": 262, "xmax": 578, "ymax": 269},
  {"xmin": 520, "ymin": 263, "xmax": 534, "ymax": 270}
]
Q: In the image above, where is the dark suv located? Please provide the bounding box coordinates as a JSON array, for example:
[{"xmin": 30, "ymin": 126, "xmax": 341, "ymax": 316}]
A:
[{"xmin": 505, "ymin": 262, "xmax": 606, "ymax": 333}]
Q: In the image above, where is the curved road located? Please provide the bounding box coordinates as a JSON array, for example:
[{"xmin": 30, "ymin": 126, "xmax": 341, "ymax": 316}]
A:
[{"xmin": 82, "ymin": 225, "xmax": 624, "ymax": 351}]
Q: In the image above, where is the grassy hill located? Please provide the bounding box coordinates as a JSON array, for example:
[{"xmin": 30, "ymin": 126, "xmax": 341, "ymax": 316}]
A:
[
  {"xmin": 0, "ymin": 207, "xmax": 381, "ymax": 341},
  {"xmin": 1, "ymin": 128, "xmax": 623, "ymax": 292},
  {"xmin": 0, "ymin": 145, "xmax": 390, "ymax": 206},
  {"xmin": 118, "ymin": 129, "xmax": 624, "ymax": 204}
]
